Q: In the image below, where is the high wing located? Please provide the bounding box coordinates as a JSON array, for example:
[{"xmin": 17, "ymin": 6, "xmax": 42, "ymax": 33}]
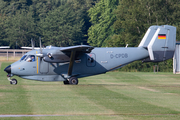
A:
[
  {"xmin": 36, "ymin": 45, "xmax": 94, "ymax": 77},
  {"xmin": 21, "ymin": 47, "xmax": 40, "ymax": 49},
  {"xmin": 0, "ymin": 46, "xmax": 10, "ymax": 49},
  {"xmin": 60, "ymin": 45, "xmax": 94, "ymax": 53},
  {"xmin": 60, "ymin": 45, "xmax": 94, "ymax": 77}
]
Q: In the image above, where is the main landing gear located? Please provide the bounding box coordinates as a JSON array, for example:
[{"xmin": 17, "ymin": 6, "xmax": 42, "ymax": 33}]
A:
[
  {"xmin": 63, "ymin": 77, "xmax": 78, "ymax": 85},
  {"xmin": 7, "ymin": 74, "xmax": 17, "ymax": 85}
]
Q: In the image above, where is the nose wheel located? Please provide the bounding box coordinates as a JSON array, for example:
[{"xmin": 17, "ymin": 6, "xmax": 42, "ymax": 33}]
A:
[
  {"xmin": 10, "ymin": 79, "xmax": 18, "ymax": 85},
  {"xmin": 8, "ymin": 77, "xmax": 17, "ymax": 85}
]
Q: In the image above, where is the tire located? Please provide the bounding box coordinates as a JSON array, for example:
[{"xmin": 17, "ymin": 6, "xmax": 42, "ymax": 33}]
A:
[
  {"xmin": 69, "ymin": 77, "xmax": 78, "ymax": 85},
  {"xmin": 63, "ymin": 80, "xmax": 69, "ymax": 85},
  {"xmin": 10, "ymin": 79, "xmax": 17, "ymax": 85}
]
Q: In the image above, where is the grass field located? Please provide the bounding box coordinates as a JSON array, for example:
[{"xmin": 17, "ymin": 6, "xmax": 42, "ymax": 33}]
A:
[{"xmin": 0, "ymin": 62, "xmax": 180, "ymax": 120}]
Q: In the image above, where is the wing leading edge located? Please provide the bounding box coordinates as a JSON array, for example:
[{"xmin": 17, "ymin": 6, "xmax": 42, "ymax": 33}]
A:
[{"xmin": 60, "ymin": 45, "xmax": 94, "ymax": 53}]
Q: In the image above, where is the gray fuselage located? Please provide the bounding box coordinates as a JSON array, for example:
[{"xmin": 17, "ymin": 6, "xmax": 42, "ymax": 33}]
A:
[{"xmin": 10, "ymin": 47, "xmax": 148, "ymax": 81}]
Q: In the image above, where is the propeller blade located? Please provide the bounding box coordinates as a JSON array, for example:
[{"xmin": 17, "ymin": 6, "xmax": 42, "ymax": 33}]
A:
[
  {"xmin": 37, "ymin": 37, "xmax": 44, "ymax": 58},
  {"xmin": 39, "ymin": 37, "xmax": 42, "ymax": 54},
  {"xmin": 31, "ymin": 38, "xmax": 34, "ymax": 50}
]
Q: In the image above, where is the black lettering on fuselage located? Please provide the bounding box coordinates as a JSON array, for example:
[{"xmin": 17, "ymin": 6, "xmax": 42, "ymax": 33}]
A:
[{"xmin": 110, "ymin": 53, "xmax": 128, "ymax": 59}]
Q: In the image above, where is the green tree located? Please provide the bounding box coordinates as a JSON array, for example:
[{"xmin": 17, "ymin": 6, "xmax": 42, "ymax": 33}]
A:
[
  {"xmin": 111, "ymin": 0, "xmax": 180, "ymax": 47},
  {"xmin": 112, "ymin": 0, "xmax": 180, "ymax": 72},
  {"xmin": 0, "ymin": 14, "xmax": 8, "ymax": 46},
  {"xmin": 0, "ymin": 0, "xmax": 99, "ymax": 47},
  {"xmin": 4, "ymin": 10, "xmax": 38, "ymax": 48},
  {"xmin": 40, "ymin": 2, "xmax": 85, "ymax": 46},
  {"xmin": 0, "ymin": 0, "xmax": 32, "ymax": 15},
  {"xmin": 88, "ymin": 0, "xmax": 119, "ymax": 47}
]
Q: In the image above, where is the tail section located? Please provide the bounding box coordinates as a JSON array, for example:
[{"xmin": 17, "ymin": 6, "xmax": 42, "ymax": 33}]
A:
[
  {"xmin": 138, "ymin": 25, "xmax": 159, "ymax": 48},
  {"xmin": 140, "ymin": 25, "xmax": 176, "ymax": 62}
]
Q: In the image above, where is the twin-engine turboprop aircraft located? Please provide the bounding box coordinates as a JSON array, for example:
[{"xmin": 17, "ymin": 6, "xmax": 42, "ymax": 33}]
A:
[{"xmin": 4, "ymin": 25, "xmax": 176, "ymax": 85}]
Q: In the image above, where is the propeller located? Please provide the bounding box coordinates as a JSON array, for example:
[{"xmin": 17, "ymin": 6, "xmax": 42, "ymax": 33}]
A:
[
  {"xmin": 31, "ymin": 38, "xmax": 34, "ymax": 50},
  {"xmin": 40, "ymin": 37, "xmax": 42, "ymax": 54},
  {"xmin": 37, "ymin": 37, "xmax": 44, "ymax": 73},
  {"xmin": 21, "ymin": 38, "xmax": 37, "ymax": 49},
  {"xmin": 36, "ymin": 37, "xmax": 44, "ymax": 57}
]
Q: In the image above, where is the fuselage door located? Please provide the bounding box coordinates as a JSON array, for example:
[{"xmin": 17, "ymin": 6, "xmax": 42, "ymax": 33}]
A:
[
  {"xmin": 39, "ymin": 58, "xmax": 49, "ymax": 74},
  {"xmin": 86, "ymin": 53, "xmax": 96, "ymax": 67}
]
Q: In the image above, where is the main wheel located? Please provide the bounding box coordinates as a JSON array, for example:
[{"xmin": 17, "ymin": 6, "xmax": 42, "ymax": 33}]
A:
[
  {"xmin": 69, "ymin": 77, "xmax": 78, "ymax": 85},
  {"xmin": 63, "ymin": 80, "xmax": 69, "ymax": 85},
  {"xmin": 10, "ymin": 79, "xmax": 17, "ymax": 85}
]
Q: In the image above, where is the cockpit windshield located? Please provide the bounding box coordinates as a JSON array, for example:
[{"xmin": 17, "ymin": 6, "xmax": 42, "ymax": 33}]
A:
[
  {"xmin": 20, "ymin": 55, "xmax": 27, "ymax": 61},
  {"xmin": 24, "ymin": 55, "xmax": 36, "ymax": 62}
]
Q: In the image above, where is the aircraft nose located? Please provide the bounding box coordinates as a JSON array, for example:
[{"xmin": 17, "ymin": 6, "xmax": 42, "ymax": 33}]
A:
[{"xmin": 4, "ymin": 65, "xmax": 11, "ymax": 74}]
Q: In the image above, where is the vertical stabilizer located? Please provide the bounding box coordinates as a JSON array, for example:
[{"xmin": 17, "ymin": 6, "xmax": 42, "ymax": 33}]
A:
[
  {"xmin": 138, "ymin": 26, "xmax": 158, "ymax": 48},
  {"xmin": 143, "ymin": 25, "xmax": 176, "ymax": 62}
]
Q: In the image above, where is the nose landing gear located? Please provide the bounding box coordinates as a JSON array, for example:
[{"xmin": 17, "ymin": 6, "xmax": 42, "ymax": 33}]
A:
[
  {"xmin": 7, "ymin": 74, "xmax": 17, "ymax": 85},
  {"xmin": 10, "ymin": 79, "xmax": 17, "ymax": 85}
]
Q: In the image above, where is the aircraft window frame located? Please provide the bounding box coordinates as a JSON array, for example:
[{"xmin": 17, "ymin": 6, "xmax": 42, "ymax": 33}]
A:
[
  {"xmin": 25, "ymin": 55, "xmax": 36, "ymax": 62},
  {"xmin": 20, "ymin": 55, "xmax": 27, "ymax": 61}
]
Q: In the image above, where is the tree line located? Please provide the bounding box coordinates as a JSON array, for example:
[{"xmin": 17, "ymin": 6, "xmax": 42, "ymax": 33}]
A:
[
  {"xmin": 1, "ymin": 0, "xmax": 180, "ymax": 72},
  {"xmin": 0, "ymin": 0, "xmax": 98, "ymax": 47}
]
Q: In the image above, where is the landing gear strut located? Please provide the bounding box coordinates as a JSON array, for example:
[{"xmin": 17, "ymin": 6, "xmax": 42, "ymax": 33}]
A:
[
  {"xmin": 63, "ymin": 77, "xmax": 78, "ymax": 85},
  {"xmin": 7, "ymin": 75, "xmax": 17, "ymax": 85}
]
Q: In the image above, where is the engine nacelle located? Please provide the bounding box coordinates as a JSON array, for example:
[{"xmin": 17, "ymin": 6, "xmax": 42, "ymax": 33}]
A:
[{"xmin": 43, "ymin": 52, "xmax": 70, "ymax": 63}]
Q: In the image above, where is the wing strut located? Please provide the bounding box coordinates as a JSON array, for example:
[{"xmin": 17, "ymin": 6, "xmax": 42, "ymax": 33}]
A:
[{"xmin": 68, "ymin": 50, "xmax": 76, "ymax": 76}]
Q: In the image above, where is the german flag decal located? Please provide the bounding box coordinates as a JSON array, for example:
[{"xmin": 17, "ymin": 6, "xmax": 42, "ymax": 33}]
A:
[{"xmin": 158, "ymin": 34, "xmax": 166, "ymax": 39}]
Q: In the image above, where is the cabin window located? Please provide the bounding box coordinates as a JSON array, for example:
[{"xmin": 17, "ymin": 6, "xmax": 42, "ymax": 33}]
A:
[
  {"xmin": 20, "ymin": 55, "xmax": 27, "ymax": 61},
  {"xmin": 25, "ymin": 55, "xmax": 36, "ymax": 62}
]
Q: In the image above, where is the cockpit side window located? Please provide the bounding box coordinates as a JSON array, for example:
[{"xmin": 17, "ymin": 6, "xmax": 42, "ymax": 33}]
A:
[
  {"xmin": 25, "ymin": 55, "xmax": 36, "ymax": 62},
  {"xmin": 20, "ymin": 55, "xmax": 27, "ymax": 61}
]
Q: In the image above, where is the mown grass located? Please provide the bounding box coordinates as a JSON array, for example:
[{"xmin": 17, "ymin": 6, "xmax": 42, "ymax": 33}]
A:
[{"xmin": 0, "ymin": 62, "xmax": 180, "ymax": 120}]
